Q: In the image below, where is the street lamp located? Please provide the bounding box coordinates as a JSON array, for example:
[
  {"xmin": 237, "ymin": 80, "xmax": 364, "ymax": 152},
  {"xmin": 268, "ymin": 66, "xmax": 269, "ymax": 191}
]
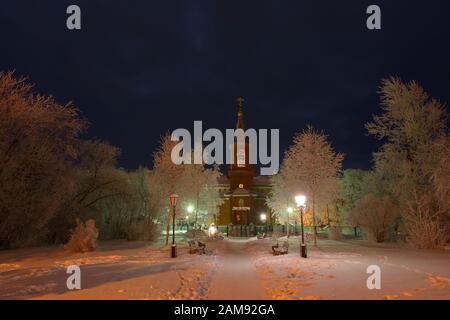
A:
[
  {"xmin": 208, "ymin": 224, "xmax": 218, "ymax": 237},
  {"xmin": 260, "ymin": 213, "xmax": 267, "ymax": 222},
  {"xmin": 186, "ymin": 205, "xmax": 194, "ymax": 231},
  {"xmin": 169, "ymin": 193, "xmax": 178, "ymax": 258},
  {"xmin": 260, "ymin": 213, "xmax": 267, "ymax": 234},
  {"xmin": 295, "ymin": 195, "xmax": 307, "ymax": 258}
]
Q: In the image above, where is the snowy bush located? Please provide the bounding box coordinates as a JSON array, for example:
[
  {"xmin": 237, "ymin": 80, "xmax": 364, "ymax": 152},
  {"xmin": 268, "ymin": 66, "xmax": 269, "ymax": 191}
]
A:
[
  {"xmin": 328, "ymin": 226, "xmax": 343, "ymax": 240},
  {"xmin": 349, "ymin": 194, "xmax": 399, "ymax": 243},
  {"xmin": 126, "ymin": 220, "xmax": 160, "ymax": 242},
  {"xmin": 403, "ymin": 192, "xmax": 448, "ymax": 249},
  {"xmin": 65, "ymin": 219, "xmax": 99, "ymax": 253},
  {"xmin": 185, "ymin": 229, "xmax": 208, "ymax": 240}
]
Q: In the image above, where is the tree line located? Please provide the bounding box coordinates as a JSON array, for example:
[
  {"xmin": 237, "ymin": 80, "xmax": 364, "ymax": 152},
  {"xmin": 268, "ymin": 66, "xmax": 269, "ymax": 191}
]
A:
[
  {"xmin": 0, "ymin": 72, "xmax": 222, "ymax": 249},
  {"xmin": 268, "ymin": 77, "xmax": 449, "ymax": 249},
  {"xmin": 1, "ymin": 72, "xmax": 448, "ymax": 250}
]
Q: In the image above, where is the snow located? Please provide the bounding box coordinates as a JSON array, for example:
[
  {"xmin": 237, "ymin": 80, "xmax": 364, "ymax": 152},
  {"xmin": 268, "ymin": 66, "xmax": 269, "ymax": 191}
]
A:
[
  {"xmin": 0, "ymin": 237, "xmax": 449, "ymax": 299},
  {"xmin": 207, "ymin": 240, "xmax": 264, "ymax": 299},
  {"xmin": 251, "ymin": 238, "xmax": 450, "ymax": 299}
]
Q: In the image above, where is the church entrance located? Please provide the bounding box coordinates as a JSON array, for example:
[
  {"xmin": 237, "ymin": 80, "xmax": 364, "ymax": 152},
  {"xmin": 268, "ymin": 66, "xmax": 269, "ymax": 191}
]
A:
[
  {"xmin": 233, "ymin": 210, "xmax": 248, "ymax": 225},
  {"xmin": 231, "ymin": 196, "xmax": 251, "ymax": 225}
]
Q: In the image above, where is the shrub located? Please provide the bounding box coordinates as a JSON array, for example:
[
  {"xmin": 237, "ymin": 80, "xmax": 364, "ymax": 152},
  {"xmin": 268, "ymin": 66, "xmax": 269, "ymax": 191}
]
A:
[
  {"xmin": 185, "ymin": 229, "xmax": 208, "ymax": 240},
  {"xmin": 329, "ymin": 226, "xmax": 343, "ymax": 240},
  {"xmin": 348, "ymin": 194, "xmax": 399, "ymax": 243},
  {"xmin": 403, "ymin": 192, "xmax": 448, "ymax": 249},
  {"xmin": 126, "ymin": 220, "xmax": 160, "ymax": 242},
  {"xmin": 65, "ymin": 219, "xmax": 99, "ymax": 253}
]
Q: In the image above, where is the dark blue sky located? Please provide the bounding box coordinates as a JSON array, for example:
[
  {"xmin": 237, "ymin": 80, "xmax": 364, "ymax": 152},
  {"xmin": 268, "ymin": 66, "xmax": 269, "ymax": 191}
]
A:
[{"xmin": 1, "ymin": 0, "xmax": 449, "ymax": 170}]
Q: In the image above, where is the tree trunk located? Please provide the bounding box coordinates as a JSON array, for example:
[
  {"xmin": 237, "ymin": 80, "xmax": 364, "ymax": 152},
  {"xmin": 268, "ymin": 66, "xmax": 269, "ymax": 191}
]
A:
[
  {"xmin": 326, "ymin": 204, "xmax": 330, "ymax": 226},
  {"xmin": 193, "ymin": 193, "xmax": 199, "ymax": 240},
  {"xmin": 286, "ymin": 199, "xmax": 290, "ymax": 238},
  {"xmin": 313, "ymin": 193, "xmax": 317, "ymax": 246},
  {"xmin": 165, "ymin": 212, "xmax": 171, "ymax": 245},
  {"xmin": 286, "ymin": 210, "xmax": 290, "ymax": 238}
]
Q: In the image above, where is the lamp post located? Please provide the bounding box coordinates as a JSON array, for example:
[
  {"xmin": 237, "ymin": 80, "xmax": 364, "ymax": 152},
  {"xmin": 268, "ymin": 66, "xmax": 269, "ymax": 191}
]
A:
[
  {"xmin": 260, "ymin": 213, "xmax": 267, "ymax": 235},
  {"xmin": 208, "ymin": 224, "xmax": 218, "ymax": 237},
  {"xmin": 295, "ymin": 195, "xmax": 307, "ymax": 258},
  {"xmin": 169, "ymin": 193, "xmax": 178, "ymax": 258},
  {"xmin": 186, "ymin": 205, "xmax": 194, "ymax": 231}
]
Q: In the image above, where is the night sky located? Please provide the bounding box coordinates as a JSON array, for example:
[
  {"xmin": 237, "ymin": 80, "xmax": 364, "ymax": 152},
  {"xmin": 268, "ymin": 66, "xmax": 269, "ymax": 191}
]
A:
[{"xmin": 1, "ymin": 0, "xmax": 450, "ymax": 170}]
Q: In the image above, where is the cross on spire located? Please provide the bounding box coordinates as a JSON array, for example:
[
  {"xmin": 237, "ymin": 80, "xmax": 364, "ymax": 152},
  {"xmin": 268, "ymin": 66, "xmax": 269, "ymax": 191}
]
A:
[
  {"xmin": 236, "ymin": 96, "xmax": 245, "ymax": 129},
  {"xmin": 237, "ymin": 96, "xmax": 244, "ymax": 109}
]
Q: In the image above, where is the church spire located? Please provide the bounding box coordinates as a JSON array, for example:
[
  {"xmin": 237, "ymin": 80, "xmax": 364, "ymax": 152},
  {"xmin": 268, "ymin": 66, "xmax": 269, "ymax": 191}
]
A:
[{"xmin": 236, "ymin": 97, "xmax": 245, "ymax": 129}]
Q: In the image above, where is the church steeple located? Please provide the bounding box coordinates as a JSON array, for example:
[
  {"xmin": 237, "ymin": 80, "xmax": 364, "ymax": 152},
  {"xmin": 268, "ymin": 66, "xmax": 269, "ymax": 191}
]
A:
[{"xmin": 236, "ymin": 97, "xmax": 245, "ymax": 129}]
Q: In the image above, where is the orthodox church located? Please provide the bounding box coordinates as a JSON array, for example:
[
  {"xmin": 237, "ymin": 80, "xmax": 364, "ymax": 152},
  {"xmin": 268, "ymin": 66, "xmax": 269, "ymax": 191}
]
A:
[{"xmin": 216, "ymin": 98, "xmax": 272, "ymax": 227}]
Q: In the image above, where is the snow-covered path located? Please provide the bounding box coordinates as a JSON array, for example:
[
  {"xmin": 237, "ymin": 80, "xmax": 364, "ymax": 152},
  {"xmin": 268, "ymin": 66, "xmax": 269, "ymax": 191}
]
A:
[
  {"xmin": 0, "ymin": 238, "xmax": 449, "ymax": 299},
  {"xmin": 207, "ymin": 239, "xmax": 265, "ymax": 299}
]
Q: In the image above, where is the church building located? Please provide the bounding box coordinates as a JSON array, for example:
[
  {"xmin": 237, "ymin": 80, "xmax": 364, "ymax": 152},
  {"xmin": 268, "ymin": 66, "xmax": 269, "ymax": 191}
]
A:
[{"xmin": 216, "ymin": 98, "xmax": 273, "ymax": 229}]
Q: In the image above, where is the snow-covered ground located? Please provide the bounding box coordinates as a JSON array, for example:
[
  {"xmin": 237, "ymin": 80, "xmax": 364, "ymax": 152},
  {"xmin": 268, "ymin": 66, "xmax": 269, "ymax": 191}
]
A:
[
  {"xmin": 250, "ymin": 237, "xmax": 450, "ymax": 300},
  {"xmin": 0, "ymin": 237, "xmax": 449, "ymax": 300}
]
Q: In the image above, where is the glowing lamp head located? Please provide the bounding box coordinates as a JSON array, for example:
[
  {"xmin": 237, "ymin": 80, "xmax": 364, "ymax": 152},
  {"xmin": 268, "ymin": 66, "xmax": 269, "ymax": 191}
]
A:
[
  {"xmin": 295, "ymin": 195, "xmax": 306, "ymax": 208},
  {"xmin": 260, "ymin": 213, "xmax": 267, "ymax": 222},
  {"xmin": 208, "ymin": 224, "xmax": 217, "ymax": 236},
  {"xmin": 287, "ymin": 207, "xmax": 294, "ymax": 214},
  {"xmin": 187, "ymin": 205, "xmax": 194, "ymax": 213},
  {"xmin": 169, "ymin": 193, "xmax": 178, "ymax": 207}
]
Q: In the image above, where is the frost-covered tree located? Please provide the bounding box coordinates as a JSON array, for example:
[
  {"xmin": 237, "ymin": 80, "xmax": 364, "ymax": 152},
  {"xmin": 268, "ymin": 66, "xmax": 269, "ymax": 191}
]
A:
[
  {"xmin": 335, "ymin": 169, "xmax": 368, "ymax": 224},
  {"xmin": 349, "ymin": 194, "xmax": 399, "ymax": 243},
  {"xmin": 46, "ymin": 140, "xmax": 130, "ymax": 244},
  {"xmin": 91, "ymin": 167, "xmax": 156, "ymax": 241},
  {"xmin": 266, "ymin": 164, "xmax": 297, "ymax": 236},
  {"xmin": 150, "ymin": 134, "xmax": 186, "ymax": 245},
  {"xmin": 75, "ymin": 141, "xmax": 126, "ymax": 210},
  {"xmin": 197, "ymin": 166, "xmax": 223, "ymax": 227},
  {"xmin": 0, "ymin": 72, "xmax": 86, "ymax": 248},
  {"xmin": 283, "ymin": 126, "xmax": 344, "ymax": 245},
  {"xmin": 150, "ymin": 135, "xmax": 224, "ymax": 243},
  {"xmin": 177, "ymin": 163, "xmax": 223, "ymax": 238},
  {"xmin": 366, "ymin": 77, "xmax": 449, "ymax": 248}
]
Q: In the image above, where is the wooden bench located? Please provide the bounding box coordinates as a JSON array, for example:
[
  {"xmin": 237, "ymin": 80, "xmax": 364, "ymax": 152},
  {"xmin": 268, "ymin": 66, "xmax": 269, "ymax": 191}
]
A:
[
  {"xmin": 188, "ymin": 240, "xmax": 206, "ymax": 254},
  {"xmin": 257, "ymin": 232, "xmax": 266, "ymax": 239},
  {"xmin": 272, "ymin": 241, "xmax": 289, "ymax": 255}
]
